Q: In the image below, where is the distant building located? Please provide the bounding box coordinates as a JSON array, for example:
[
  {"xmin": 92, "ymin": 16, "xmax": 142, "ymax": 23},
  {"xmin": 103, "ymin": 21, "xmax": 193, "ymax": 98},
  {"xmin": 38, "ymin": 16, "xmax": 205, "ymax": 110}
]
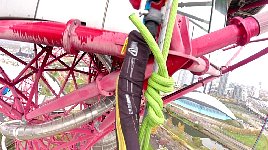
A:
[
  {"xmin": 207, "ymin": 80, "xmax": 220, "ymax": 95},
  {"xmin": 225, "ymin": 87, "xmax": 235, "ymax": 99},
  {"xmin": 253, "ymin": 82, "xmax": 261, "ymax": 98},
  {"xmin": 259, "ymin": 89, "xmax": 268, "ymax": 100},
  {"xmin": 232, "ymin": 85, "xmax": 242, "ymax": 100},
  {"xmin": 247, "ymin": 84, "xmax": 261, "ymax": 99},
  {"xmin": 241, "ymin": 88, "xmax": 248, "ymax": 102},
  {"xmin": 217, "ymin": 73, "xmax": 229, "ymax": 96},
  {"xmin": 15, "ymin": 48, "xmax": 34, "ymax": 58},
  {"xmin": 229, "ymin": 84, "xmax": 248, "ymax": 102},
  {"xmin": 175, "ymin": 70, "xmax": 193, "ymax": 88}
]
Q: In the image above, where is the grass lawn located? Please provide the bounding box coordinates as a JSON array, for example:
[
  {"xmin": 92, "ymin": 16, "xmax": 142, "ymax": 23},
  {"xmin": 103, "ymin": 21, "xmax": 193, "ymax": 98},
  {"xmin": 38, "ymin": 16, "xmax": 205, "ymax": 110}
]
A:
[
  {"xmin": 39, "ymin": 80, "xmax": 52, "ymax": 96},
  {"xmin": 224, "ymin": 130, "xmax": 268, "ymax": 150},
  {"xmin": 163, "ymin": 124, "xmax": 206, "ymax": 150},
  {"xmin": 76, "ymin": 78, "xmax": 86, "ymax": 85}
]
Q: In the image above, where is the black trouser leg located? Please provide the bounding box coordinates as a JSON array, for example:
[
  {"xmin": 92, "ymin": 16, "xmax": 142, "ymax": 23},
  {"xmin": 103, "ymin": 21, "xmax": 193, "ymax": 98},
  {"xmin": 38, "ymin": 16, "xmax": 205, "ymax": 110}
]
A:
[{"xmin": 116, "ymin": 30, "xmax": 150, "ymax": 150}]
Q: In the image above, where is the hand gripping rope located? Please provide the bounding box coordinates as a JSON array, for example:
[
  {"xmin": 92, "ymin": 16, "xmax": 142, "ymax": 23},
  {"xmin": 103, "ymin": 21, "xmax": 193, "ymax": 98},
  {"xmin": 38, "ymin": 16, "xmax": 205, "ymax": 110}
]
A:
[{"xmin": 129, "ymin": 0, "xmax": 179, "ymax": 149}]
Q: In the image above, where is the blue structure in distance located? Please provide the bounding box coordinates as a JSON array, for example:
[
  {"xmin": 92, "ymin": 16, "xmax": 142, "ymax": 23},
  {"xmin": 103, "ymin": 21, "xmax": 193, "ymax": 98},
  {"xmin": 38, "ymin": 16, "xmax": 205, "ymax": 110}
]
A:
[
  {"xmin": 1, "ymin": 87, "xmax": 10, "ymax": 95},
  {"xmin": 172, "ymin": 91, "xmax": 236, "ymax": 120}
]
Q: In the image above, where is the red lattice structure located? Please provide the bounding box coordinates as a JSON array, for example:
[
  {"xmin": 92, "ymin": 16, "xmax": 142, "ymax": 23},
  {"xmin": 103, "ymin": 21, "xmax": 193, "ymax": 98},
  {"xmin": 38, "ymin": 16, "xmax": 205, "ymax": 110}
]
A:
[{"xmin": 0, "ymin": 0, "xmax": 268, "ymax": 149}]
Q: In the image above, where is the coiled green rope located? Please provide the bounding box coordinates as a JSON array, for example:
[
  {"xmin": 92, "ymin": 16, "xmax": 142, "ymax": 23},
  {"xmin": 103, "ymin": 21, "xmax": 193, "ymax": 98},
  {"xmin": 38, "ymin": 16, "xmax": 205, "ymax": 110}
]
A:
[{"xmin": 129, "ymin": 0, "xmax": 178, "ymax": 149}]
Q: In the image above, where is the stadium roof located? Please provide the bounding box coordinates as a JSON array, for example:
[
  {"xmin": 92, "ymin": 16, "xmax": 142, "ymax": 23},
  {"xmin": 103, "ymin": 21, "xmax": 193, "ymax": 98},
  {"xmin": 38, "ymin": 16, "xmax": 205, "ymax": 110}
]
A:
[{"xmin": 175, "ymin": 91, "xmax": 236, "ymax": 120}]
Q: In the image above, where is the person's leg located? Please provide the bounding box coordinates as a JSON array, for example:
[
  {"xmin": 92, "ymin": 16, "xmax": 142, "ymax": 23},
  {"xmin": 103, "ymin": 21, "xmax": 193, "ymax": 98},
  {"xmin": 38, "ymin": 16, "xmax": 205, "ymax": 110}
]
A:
[{"xmin": 116, "ymin": 30, "xmax": 150, "ymax": 150}]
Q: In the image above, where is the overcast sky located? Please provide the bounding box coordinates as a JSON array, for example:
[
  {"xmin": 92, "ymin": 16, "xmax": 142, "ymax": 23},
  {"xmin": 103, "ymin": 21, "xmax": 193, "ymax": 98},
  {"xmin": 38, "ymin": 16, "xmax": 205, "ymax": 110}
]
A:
[
  {"xmin": 183, "ymin": 4, "xmax": 268, "ymax": 89},
  {"xmin": 177, "ymin": 3, "xmax": 268, "ymax": 90},
  {"xmin": 219, "ymin": 7, "xmax": 268, "ymax": 89}
]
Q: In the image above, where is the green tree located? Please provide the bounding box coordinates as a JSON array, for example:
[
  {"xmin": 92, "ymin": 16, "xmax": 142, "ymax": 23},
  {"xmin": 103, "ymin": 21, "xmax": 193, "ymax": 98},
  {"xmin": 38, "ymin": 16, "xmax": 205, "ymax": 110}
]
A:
[
  {"xmin": 177, "ymin": 122, "xmax": 185, "ymax": 133},
  {"xmin": 192, "ymin": 137, "xmax": 203, "ymax": 147}
]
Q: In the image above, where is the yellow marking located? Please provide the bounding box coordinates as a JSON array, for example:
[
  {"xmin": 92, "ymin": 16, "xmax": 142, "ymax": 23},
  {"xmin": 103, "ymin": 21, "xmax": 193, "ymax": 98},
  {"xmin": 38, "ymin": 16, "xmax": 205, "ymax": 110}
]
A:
[
  {"xmin": 115, "ymin": 78, "xmax": 126, "ymax": 150},
  {"xmin": 121, "ymin": 38, "xmax": 128, "ymax": 55}
]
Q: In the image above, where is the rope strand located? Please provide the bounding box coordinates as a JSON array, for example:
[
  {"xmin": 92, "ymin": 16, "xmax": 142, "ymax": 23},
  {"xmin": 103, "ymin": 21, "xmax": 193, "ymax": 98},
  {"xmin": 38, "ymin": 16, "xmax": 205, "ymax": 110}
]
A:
[{"xmin": 129, "ymin": 0, "xmax": 179, "ymax": 149}]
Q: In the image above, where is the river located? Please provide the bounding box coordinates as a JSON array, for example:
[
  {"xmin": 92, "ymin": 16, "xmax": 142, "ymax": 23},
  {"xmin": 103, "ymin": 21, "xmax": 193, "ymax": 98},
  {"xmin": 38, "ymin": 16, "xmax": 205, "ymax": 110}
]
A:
[{"xmin": 166, "ymin": 113, "xmax": 228, "ymax": 150}]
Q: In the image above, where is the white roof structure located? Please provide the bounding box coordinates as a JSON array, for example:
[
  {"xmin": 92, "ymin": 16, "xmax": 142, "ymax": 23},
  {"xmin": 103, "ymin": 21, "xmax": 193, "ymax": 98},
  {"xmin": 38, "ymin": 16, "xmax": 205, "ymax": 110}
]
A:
[{"xmin": 181, "ymin": 91, "xmax": 236, "ymax": 120}]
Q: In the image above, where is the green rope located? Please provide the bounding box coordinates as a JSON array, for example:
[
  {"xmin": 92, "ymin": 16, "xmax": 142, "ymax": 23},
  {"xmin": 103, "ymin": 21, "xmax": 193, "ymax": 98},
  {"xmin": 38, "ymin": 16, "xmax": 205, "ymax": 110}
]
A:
[{"xmin": 129, "ymin": 0, "xmax": 179, "ymax": 149}]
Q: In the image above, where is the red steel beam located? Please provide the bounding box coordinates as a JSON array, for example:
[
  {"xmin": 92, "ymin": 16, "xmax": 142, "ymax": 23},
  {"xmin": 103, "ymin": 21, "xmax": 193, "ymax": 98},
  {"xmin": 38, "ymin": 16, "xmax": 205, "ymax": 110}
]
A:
[
  {"xmin": 25, "ymin": 60, "xmax": 154, "ymax": 119},
  {"xmin": 81, "ymin": 124, "xmax": 115, "ymax": 150},
  {"xmin": 0, "ymin": 97, "xmax": 22, "ymax": 119},
  {"xmin": 164, "ymin": 46, "xmax": 268, "ymax": 104},
  {"xmin": 25, "ymin": 50, "xmax": 50, "ymax": 112},
  {"xmin": 192, "ymin": 16, "xmax": 260, "ymax": 57},
  {"xmin": 45, "ymin": 53, "xmax": 67, "ymax": 66},
  {"xmin": 52, "ymin": 123, "xmax": 114, "ymax": 150},
  {"xmin": 0, "ymin": 77, "xmax": 12, "ymax": 87},
  {"xmin": 23, "ymin": 12, "xmax": 268, "ymax": 119},
  {"xmin": 222, "ymin": 46, "xmax": 268, "ymax": 74},
  {"xmin": 13, "ymin": 49, "xmax": 45, "ymax": 83},
  {"xmin": 40, "ymin": 76, "xmax": 58, "ymax": 97},
  {"xmin": 0, "ymin": 20, "xmax": 127, "ymax": 57},
  {"xmin": 225, "ymin": 46, "xmax": 244, "ymax": 67},
  {"xmin": 1, "ymin": 11, "xmax": 267, "ymax": 121},
  {"xmin": 0, "ymin": 12, "xmax": 266, "ymax": 58},
  {"xmin": 163, "ymin": 76, "xmax": 216, "ymax": 104},
  {"xmin": 25, "ymin": 79, "xmax": 99, "ymax": 119}
]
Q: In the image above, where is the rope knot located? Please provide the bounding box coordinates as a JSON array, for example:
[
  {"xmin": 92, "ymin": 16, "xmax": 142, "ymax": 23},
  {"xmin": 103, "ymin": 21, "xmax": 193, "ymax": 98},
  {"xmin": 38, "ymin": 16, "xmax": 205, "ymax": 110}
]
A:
[{"xmin": 129, "ymin": 0, "xmax": 179, "ymax": 149}]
